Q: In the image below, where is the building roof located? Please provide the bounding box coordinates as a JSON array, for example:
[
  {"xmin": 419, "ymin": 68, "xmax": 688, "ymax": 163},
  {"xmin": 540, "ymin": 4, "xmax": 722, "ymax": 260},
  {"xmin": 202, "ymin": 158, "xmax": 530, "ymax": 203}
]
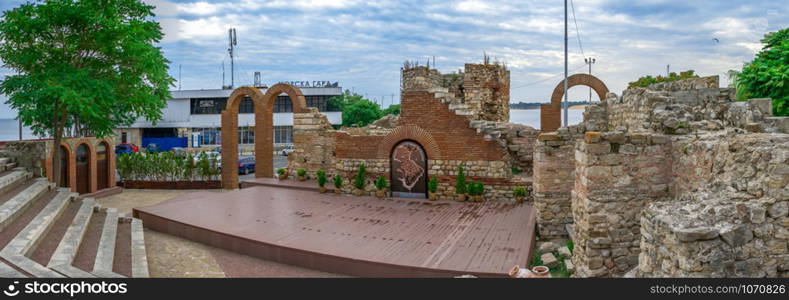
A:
[{"xmin": 171, "ymin": 86, "xmax": 343, "ymax": 99}]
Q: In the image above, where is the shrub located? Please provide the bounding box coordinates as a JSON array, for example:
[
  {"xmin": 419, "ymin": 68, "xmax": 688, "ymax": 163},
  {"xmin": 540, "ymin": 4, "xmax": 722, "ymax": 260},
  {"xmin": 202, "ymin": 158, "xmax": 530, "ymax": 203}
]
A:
[
  {"xmin": 277, "ymin": 168, "xmax": 286, "ymax": 175},
  {"xmin": 513, "ymin": 186, "xmax": 527, "ymax": 197},
  {"xmin": 375, "ymin": 175, "xmax": 388, "ymax": 190},
  {"xmin": 628, "ymin": 70, "xmax": 699, "ymax": 88},
  {"xmin": 455, "ymin": 164, "xmax": 467, "ymax": 194},
  {"xmin": 333, "ymin": 174, "xmax": 343, "ymax": 189},
  {"xmin": 566, "ymin": 239, "xmax": 574, "ymax": 254},
  {"xmin": 354, "ymin": 163, "xmax": 366, "ymax": 190},
  {"xmin": 316, "ymin": 169, "xmax": 327, "ymax": 187},
  {"xmin": 297, "ymin": 169, "xmax": 307, "ymax": 177},
  {"xmin": 511, "ymin": 167, "xmax": 522, "ymax": 175},
  {"xmin": 468, "ymin": 182, "xmax": 485, "ymax": 196},
  {"xmin": 734, "ymin": 28, "xmax": 789, "ymax": 116},
  {"xmin": 428, "ymin": 176, "xmax": 438, "ymax": 193}
]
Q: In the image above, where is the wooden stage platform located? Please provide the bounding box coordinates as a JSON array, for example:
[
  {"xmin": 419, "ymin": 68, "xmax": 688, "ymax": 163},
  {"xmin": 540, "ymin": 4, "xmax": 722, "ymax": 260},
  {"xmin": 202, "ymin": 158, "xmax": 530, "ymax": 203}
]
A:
[{"xmin": 133, "ymin": 186, "xmax": 537, "ymax": 277}]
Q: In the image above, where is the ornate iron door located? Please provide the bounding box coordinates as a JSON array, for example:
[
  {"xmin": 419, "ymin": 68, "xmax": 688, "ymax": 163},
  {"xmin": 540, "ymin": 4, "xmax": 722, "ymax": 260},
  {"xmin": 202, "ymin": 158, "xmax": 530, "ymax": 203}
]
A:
[{"xmin": 391, "ymin": 141, "xmax": 427, "ymax": 198}]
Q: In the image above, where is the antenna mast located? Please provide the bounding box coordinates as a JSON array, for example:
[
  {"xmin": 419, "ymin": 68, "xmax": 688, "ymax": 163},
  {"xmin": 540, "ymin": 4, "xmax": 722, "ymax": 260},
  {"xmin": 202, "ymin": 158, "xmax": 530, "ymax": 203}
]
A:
[{"xmin": 228, "ymin": 28, "xmax": 237, "ymax": 88}]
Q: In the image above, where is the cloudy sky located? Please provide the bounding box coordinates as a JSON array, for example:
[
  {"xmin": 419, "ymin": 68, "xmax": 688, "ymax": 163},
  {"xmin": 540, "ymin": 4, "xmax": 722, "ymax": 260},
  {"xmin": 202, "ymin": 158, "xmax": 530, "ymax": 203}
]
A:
[{"xmin": 0, "ymin": 0, "xmax": 786, "ymax": 118}]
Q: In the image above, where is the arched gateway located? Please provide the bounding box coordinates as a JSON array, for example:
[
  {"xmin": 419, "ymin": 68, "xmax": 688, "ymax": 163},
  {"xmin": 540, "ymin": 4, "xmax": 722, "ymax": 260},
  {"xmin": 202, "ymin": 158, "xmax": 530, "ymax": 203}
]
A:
[
  {"xmin": 221, "ymin": 84, "xmax": 309, "ymax": 189},
  {"xmin": 540, "ymin": 73, "xmax": 609, "ymax": 132},
  {"xmin": 390, "ymin": 140, "xmax": 428, "ymax": 198}
]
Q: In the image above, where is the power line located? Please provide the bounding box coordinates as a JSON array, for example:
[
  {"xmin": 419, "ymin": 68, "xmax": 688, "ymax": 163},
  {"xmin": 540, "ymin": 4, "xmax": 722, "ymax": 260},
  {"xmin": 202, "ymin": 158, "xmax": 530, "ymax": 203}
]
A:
[
  {"xmin": 569, "ymin": 0, "xmax": 585, "ymax": 58},
  {"xmin": 512, "ymin": 64, "xmax": 586, "ymax": 90}
]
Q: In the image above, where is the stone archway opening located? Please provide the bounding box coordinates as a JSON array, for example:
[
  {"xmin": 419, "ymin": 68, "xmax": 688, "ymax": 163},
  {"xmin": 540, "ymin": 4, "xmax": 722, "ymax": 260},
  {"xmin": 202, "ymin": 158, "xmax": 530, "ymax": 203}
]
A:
[
  {"xmin": 221, "ymin": 84, "xmax": 310, "ymax": 189},
  {"xmin": 96, "ymin": 141, "xmax": 110, "ymax": 190},
  {"xmin": 75, "ymin": 143, "xmax": 90, "ymax": 194},
  {"xmin": 58, "ymin": 145, "xmax": 70, "ymax": 188},
  {"xmin": 540, "ymin": 73, "xmax": 609, "ymax": 132}
]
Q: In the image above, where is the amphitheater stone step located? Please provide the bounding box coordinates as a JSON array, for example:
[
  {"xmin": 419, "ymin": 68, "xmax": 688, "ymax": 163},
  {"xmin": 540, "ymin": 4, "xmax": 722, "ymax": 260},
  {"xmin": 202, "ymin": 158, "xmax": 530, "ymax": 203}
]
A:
[{"xmin": 48, "ymin": 198, "xmax": 97, "ymax": 277}]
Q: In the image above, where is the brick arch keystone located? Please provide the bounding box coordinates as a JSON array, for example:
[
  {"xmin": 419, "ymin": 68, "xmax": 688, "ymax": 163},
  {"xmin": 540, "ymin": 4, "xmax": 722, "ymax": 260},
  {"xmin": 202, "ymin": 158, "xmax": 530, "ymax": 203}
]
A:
[
  {"xmin": 377, "ymin": 125, "xmax": 441, "ymax": 160},
  {"xmin": 540, "ymin": 73, "xmax": 609, "ymax": 132},
  {"xmin": 221, "ymin": 84, "xmax": 310, "ymax": 189}
]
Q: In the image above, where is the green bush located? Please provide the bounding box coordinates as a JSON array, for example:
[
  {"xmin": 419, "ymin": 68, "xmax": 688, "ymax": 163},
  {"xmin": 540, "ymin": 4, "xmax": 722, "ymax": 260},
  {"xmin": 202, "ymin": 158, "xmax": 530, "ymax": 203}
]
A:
[
  {"xmin": 354, "ymin": 163, "xmax": 366, "ymax": 190},
  {"xmin": 297, "ymin": 169, "xmax": 307, "ymax": 177},
  {"xmin": 468, "ymin": 182, "xmax": 485, "ymax": 196},
  {"xmin": 511, "ymin": 167, "xmax": 522, "ymax": 175},
  {"xmin": 115, "ymin": 151, "xmax": 218, "ymax": 182},
  {"xmin": 333, "ymin": 174, "xmax": 343, "ymax": 189},
  {"xmin": 316, "ymin": 169, "xmax": 327, "ymax": 187},
  {"xmin": 455, "ymin": 164, "xmax": 467, "ymax": 194},
  {"xmin": 628, "ymin": 70, "xmax": 699, "ymax": 88},
  {"xmin": 428, "ymin": 176, "xmax": 438, "ymax": 193},
  {"xmin": 375, "ymin": 175, "xmax": 388, "ymax": 190},
  {"xmin": 277, "ymin": 168, "xmax": 286, "ymax": 175},
  {"xmin": 513, "ymin": 186, "xmax": 528, "ymax": 197}
]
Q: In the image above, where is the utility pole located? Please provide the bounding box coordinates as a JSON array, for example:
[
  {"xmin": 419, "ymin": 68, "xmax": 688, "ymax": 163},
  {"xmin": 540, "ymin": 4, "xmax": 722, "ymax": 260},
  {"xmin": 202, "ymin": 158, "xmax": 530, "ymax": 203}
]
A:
[
  {"xmin": 178, "ymin": 64, "xmax": 182, "ymax": 91},
  {"xmin": 563, "ymin": 0, "xmax": 568, "ymax": 127},
  {"xmin": 228, "ymin": 28, "xmax": 237, "ymax": 88},
  {"xmin": 18, "ymin": 115, "xmax": 22, "ymax": 141},
  {"xmin": 585, "ymin": 57, "xmax": 596, "ymax": 102},
  {"xmin": 666, "ymin": 64, "xmax": 670, "ymax": 77}
]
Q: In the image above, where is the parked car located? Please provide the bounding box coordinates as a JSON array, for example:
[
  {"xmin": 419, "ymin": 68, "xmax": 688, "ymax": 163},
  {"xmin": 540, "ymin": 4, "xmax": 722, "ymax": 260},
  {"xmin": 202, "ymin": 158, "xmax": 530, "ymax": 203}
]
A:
[
  {"xmin": 144, "ymin": 143, "xmax": 161, "ymax": 153},
  {"xmin": 171, "ymin": 147, "xmax": 187, "ymax": 156},
  {"xmin": 115, "ymin": 143, "xmax": 139, "ymax": 155},
  {"xmin": 281, "ymin": 145, "xmax": 294, "ymax": 156},
  {"xmin": 238, "ymin": 156, "xmax": 256, "ymax": 175}
]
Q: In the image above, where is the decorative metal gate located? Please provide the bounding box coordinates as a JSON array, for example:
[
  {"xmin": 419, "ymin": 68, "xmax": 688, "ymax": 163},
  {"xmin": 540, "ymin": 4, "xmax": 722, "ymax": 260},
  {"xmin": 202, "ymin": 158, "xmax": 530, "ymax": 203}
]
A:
[{"xmin": 390, "ymin": 141, "xmax": 427, "ymax": 198}]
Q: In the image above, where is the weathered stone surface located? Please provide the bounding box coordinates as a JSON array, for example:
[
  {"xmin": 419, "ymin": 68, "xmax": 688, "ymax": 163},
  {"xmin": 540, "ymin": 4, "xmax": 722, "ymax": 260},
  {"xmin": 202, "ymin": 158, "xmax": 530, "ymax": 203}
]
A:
[
  {"xmin": 539, "ymin": 241, "xmax": 559, "ymax": 253},
  {"xmin": 558, "ymin": 246, "xmax": 573, "ymax": 257},
  {"xmin": 720, "ymin": 225, "xmax": 754, "ymax": 247},
  {"xmin": 675, "ymin": 227, "xmax": 719, "ymax": 242},
  {"xmin": 541, "ymin": 253, "xmax": 559, "ymax": 268},
  {"xmin": 768, "ymin": 201, "xmax": 788, "ymax": 219}
]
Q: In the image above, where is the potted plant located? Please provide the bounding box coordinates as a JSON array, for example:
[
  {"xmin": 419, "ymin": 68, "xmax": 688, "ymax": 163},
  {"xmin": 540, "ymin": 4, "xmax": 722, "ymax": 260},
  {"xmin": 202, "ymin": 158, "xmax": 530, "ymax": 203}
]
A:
[
  {"xmin": 471, "ymin": 182, "xmax": 485, "ymax": 202},
  {"xmin": 374, "ymin": 175, "xmax": 388, "ymax": 198},
  {"xmin": 513, "ymin": 186, "xmax": 528, "ymax": 204},
  {"xmin": 277, "ymin": 168, "xmax": 288, "ymax": 180},
  {"xmin": 317, "ymin": 169, "xmax": 327, "ymax": 193},
  {"xmin": 353, "ymin": 163, "xmax": 366, "ymax": 196},
  {"xmin": 297, "ymin": 168, "xmax": 307, "ymax": 181},
  {"xmin": 455, "ymin": 164, "xmax": 467, "ymax": 202},
  {"xmin": 333, "ymin": 174, "xmax": 343, "ymax": 195},
  {"xmin": 428, "ymin": 176, "xmax": 438, "ymax": 201}
]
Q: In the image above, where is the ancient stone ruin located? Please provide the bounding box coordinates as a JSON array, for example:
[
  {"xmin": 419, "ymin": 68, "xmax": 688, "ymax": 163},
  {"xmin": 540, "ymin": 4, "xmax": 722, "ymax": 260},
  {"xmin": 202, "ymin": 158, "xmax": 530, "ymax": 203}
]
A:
[{"xmin": 533, "ymin": 75, "xmax": 789, "ymax": 277}]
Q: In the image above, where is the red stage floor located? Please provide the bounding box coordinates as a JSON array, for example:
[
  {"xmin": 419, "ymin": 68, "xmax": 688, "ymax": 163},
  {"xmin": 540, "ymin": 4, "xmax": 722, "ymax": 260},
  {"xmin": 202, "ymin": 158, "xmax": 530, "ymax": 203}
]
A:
[{"xmin": 134, "ymin": 186, "xmax": 536, "ymax": 277}]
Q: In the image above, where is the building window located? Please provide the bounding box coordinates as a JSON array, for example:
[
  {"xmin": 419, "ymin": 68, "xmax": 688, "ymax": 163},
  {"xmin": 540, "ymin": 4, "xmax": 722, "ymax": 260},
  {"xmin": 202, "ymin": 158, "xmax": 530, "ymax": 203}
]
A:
[
  {"xmin": 274, "ymin": 96, "xmax": 292, "ymax": 113},
  {"xmin": 190, "ymin": 96, "xmax": 253, "ymax": 114},
  {"xmin": 238, "ymin": 127, "xmax": 255, "ymax": 144},
  {"xmin": 193, "ymin": 127, "xmax": 221, "ymax": 145},
  {"xmin": 273, "ymin": 126, "xmax": 292, "ymax": 144},
  {"xmin": 121, "ymin": 132, "xmax": 128, "ymax": 143}
]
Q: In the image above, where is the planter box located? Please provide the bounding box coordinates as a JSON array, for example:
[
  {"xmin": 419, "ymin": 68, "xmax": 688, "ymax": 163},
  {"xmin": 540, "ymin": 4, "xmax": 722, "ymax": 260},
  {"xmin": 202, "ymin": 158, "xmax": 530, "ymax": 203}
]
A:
[{"xmin": 119, "ymin": 180, "xmax": 222, "ymax": 190}]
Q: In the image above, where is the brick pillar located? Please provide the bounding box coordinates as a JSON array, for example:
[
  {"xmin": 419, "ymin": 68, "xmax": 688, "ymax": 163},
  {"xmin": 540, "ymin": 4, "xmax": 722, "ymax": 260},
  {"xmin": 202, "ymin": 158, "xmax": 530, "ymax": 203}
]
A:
[{"xmin": 221, "ymin": 110, "xmax": 239, "ymax": 189}]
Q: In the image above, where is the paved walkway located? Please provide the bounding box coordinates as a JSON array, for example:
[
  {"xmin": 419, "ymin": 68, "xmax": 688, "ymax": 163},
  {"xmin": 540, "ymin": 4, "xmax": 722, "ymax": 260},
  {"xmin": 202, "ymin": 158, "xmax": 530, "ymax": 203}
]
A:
[
  {"xmin": 97, "ymin": 189, "xmax": 343, "ymax": 278},
  {"xmin": 135, "ymin": 186, "xmax": 537, "ymax": 277}
]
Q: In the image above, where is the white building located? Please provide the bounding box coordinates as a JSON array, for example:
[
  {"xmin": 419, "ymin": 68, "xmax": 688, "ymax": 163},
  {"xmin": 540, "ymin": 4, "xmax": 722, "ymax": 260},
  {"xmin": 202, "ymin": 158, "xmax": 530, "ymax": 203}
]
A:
[{"xmin": 114, "ymin": 84, "xmax": 343, "ymax": 151}]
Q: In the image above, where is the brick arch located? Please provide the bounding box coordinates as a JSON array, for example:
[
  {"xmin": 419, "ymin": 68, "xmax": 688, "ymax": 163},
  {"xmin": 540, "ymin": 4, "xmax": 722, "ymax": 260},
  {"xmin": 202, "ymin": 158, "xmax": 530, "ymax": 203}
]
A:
[
  {"xmin": 377, "ymin": 125, "xmax": 441, "ymax": 160},
  {"xmin": 221, "ymin": 84, "xmax": 309, "ymax": 189},
  {"xmin": 540, "ymin": 73, "xmax": 609, "ymax": 132}
]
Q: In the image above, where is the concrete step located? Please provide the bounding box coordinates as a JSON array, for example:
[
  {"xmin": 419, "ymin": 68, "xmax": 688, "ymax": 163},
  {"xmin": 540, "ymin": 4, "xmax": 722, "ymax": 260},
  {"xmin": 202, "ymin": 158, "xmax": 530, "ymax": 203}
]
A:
[
  {"xmin": 48, "ymin": 198, "xmax": 97, "ymax": 277},
  {"xmin": 130, "ymin": 218, "xmax": 149, "ymax": 278},
  {"xmin": 91, "ymin": 209, "xmax": 125, "ymax": 278},
  {"xmin": 0, "ymin": 179, "xmax": 52, "ymax": 231},
  {"xmin": 0, "ymin": 189, "xmax": 73, "ymax": 278},
  {"xmin": 0, "ymin": 170, "xmax": 31, "ymax": 198}
]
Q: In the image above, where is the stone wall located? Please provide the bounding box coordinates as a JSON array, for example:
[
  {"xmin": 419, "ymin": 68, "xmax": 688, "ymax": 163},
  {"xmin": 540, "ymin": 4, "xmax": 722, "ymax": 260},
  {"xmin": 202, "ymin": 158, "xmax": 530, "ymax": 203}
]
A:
[
  {"xmin": 288, "ymin": 107, "xmax": 337, "ymax": 178},
  {"xmin": 571, "ymin": 131, "xmax": 673, "ymax": 277},
  {"xmin": 463, "ymin": 63, "xmax": 510, "ymax": 122},
  {"xmin": 639, "ymin": 132, "xmax": 789, "ymax": 277},
  {"xmin": 532, "ymin": 126, "xmax": 583, "ymax": 238}
]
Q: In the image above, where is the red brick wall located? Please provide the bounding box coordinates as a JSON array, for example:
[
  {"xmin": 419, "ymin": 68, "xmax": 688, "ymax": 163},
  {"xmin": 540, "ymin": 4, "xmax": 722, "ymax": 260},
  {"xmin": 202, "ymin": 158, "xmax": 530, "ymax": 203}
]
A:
[{"xmin": 335, "ymin": 90, "xmax": 506, "ymax": 161}]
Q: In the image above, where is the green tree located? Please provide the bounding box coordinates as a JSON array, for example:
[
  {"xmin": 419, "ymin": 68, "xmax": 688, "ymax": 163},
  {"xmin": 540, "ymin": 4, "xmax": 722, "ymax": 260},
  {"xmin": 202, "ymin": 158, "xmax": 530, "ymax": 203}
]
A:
[
  {"xmin": 0, "ymin": 0, "xmax": 174, "ymax": 185},
  {"xmin": 382, "ymin": 104, "xmax": 401, "ymax": 116},
  {"xmin": 735, "ymin": 27, "xmax": 789, "ymax": 116},
  {"xmin": 342, "ymin": 98, "xmax": 382, "ymax": 127}
]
